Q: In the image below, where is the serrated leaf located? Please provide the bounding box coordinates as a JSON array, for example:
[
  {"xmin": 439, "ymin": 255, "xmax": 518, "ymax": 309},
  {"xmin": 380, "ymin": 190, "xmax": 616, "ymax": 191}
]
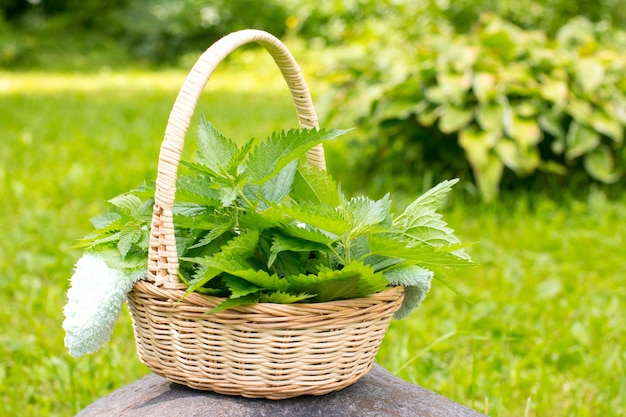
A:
[
  {"xmin": 278, "ymin": 202, "xmax": 350, "ymax": 236},
  {"xmin": 108, "ymin": 194, "xmax": 143, "ymax": 213},
  {"xmin": 395, "ymin": 179, "xmax": 458, "ymax": 228},
  {"xmin": 259, "ymin": 291, "xmax": 314, "ymax": 304},
  {"xmin": 227, "ymin": 138, "xmax": 254, "ymax": 174},
  {"xmin": 286, "ymin": 270, "xmax": 358, "ymax": 302},
  {"xmin": 268, "ymin": 232, "xmax": 330, "ymax": 268},
  {"xmin": 280, "ymin": 223, "xmax": 335, "ymax": 245},
  {"xmin": 188, "ymin": 221, "xmax": 234, "ymax": 249},
  {"xmin": 172, "ymin": 202, "xmax": 207, "ymax": 217},
  {"xmin": 176, "ymin": 175, "xmax": 222, "ymax": 206},
  {"xmin": 345, "ymin": 194, "xmax": 390, "ymax": 233},
  {"xmin": 72, "ymin": 231, "xmax": 122, "ymax": 249},
  {"xmin": 90, "ymin": 211, "xmax": 121, "ymax": 230},
  {"xmin": 222, "ymin": 275, "xmax": 261, "ymax": 298},
  {"xmin": 173, "ymin": 211, "xmax": 223, "ymax": 230},
  {"xmin": 368, "ymin": 234, "xmax": 474, "ymax": 268},
  {"xmin": 394, "ymin": 285, "xmax": 431, "ymax": 320},
  {"xmin": 117, "ymin": 226, "xmax": 142, "ymax": 258},
  {"xmin": 218, "ymin": 184, "xmax": 239, "ymax": 207},
  {"xmin": 238, "ymin": 209, "xmax": 287, "ymax": 230},
  {"xmin": 384, "ymin": 265, "xmax": 434, "ymax": 319},
  {"xmin": 196, "ymin": 116, "xmax": 239, "ymax": 177},
  {"xmin": 245, "ymin": 128, "xmax": 346, "ymax": 184},
  {"xmin": 383, "ymin": 265, "xmax": 434, "ymax": 286},
  {"xmin": 287, "ymin": 261, "xmax": 388, "ymax": 302},
  {"xmin": 98, "ymin": 246, "xmax": 147, "ymax": 272},
  {"xmin": 292, "ymin": 164, "xmax": 341, "ymax": 207},
  {"xmin": 260, "ymin": 159, "xmax": 297, "ymax": 204}
]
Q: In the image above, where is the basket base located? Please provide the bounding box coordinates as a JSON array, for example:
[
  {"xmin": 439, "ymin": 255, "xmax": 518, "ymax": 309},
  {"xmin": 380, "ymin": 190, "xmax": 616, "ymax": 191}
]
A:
[{"xmin": 127, "ymin": 283, "xmax": 404, "ymax": 399}]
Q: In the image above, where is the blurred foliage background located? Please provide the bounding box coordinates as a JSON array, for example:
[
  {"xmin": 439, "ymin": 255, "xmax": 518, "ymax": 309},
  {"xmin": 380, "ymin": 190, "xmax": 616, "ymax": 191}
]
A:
[
  {"xmin": 4, "ymin": 0, "xmax": 624, "ymax": 200},
  {"xmin": 2, "ymin": 2, "xmax": 626, "ymax": 415}
]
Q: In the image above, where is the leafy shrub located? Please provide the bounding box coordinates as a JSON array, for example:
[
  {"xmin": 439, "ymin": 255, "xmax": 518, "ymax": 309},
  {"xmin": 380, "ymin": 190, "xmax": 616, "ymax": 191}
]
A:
[
  {"xmin": 284, "ymin": 0, "xmax": 626, "ymax": 45},
  {"xmin": 115, "ymin": 0, "xmax": 289, "ymax": 63},
  {"xmin": 322, "ymin": 15, "xmax": 626, "ymax": 201},
  {"xmin": 0, "ymin": 0, "xmax": 289, "ymax": 65}
]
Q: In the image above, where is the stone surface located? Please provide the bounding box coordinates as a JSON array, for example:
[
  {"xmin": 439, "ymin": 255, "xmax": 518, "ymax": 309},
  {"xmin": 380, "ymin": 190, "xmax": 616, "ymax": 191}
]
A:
[{"xmin": 77, "ymin": 364, "xmax": 486, "ymax": 417}]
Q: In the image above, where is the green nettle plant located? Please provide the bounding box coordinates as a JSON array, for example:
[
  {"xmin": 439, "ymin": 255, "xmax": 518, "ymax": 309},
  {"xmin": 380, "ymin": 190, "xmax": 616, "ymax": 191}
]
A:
[
  {"xmin": 324, "ymin": 15, "xmax": 626, "ymax": 201},
  {"xmin": 76, "ymin": 117, "xmax": 474, "ymax": 318}
]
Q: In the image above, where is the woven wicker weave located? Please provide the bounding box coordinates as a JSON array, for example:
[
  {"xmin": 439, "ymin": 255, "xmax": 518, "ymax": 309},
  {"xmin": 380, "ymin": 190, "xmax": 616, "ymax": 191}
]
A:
[{"xmin": 127, "ymin": 29, "xmax": 404, "ymax": 399}]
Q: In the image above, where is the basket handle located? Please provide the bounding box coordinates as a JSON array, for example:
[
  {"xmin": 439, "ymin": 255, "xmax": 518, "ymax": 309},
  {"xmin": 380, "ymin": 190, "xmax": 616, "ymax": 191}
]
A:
[{"xmin": 147, "ymin": 29, "xmax": 325, "ymax": 287}]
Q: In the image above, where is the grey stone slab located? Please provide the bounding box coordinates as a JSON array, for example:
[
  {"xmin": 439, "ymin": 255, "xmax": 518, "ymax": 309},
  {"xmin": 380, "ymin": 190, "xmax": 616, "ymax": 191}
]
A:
[{"xmin": 77, "ymin": 364, "xmax": 485, "ymax": 417}]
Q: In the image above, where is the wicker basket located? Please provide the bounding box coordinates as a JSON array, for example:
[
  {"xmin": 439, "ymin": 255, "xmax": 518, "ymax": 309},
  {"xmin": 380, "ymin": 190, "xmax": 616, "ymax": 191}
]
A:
[{"xmin": 127, "ymin": 29, "xmax": 405, "ymax": 400}]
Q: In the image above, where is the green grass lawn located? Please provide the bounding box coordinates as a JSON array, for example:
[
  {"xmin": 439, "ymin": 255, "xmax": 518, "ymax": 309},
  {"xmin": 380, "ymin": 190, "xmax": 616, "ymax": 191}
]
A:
[{"xmin": 1, "ymin": 63, "xmax": 625, "ymax": 416}]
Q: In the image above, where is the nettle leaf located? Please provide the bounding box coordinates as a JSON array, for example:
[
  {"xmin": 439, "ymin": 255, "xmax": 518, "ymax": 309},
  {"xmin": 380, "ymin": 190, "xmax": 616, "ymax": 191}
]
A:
[
  {"xmin": 260, "ymin": 159, "xmax": 298, "ymax": 204},
  {"xmin": 99, "ymin": 246, "xmax": 147, "ymax": 272},
  {"xmin": 259, "ymin": 291, "xmax": 314, "ymax": 304},
  {"xmin": 117, "ymin": 225, "xmax": 142, "ymax": 258},
  {"xmin": 197, "ymin": 115, "xmax": 239, "ymax": 177},
  {"xmin": 174, "ymin": 211, "xmax": 224, "ymax": 230},
  {"xmin": 344, "ymin": 194, "xmax": 391, "ymax": 233},
  {"xmin": 188, "ymin": 221, "xmax": 234, "ymax": 249},
  {"xmin": 287, "ymin": 261, "xmax": 388, "ymax": 302},
  {"xmin": 219, "ymin": 186, "xmax": 239, "ymax": 207},
  {"xmin": 383, "ymin": 265, "xmax": 434, "ymax": 319},
  {"xmin": 222, "ymin": 275, "xmax": 260, "ymax": 298},
  {"xmin": 176, "ymin": 175, "xmax": 222, "ymax": 206},
  {"xmin": 278, "ymin": 202, "xmax": 351, "ymax": 236},
  {"xmin": 364, "ymin": 254, "xmax": 403, "ymax": 272},
  {"xmin": 172, "ymin": 202, "xmax": 207, "ymax": 217},
  {"xmin": 219, "ymin": 230, "xmax": 259, "ymax": 257},
  {"xmin": 291, "ymin": 165, "xmax": 341, "ymax": 207},
  {"xmin": 227, "ymin": 138, "xmax": 254, "ymax": 174},
  {"xmin": 268, "ymin": 232, "xmax": 330, "ymax": 268},
  {"xmin": 90, "ymin": 211, "xmax": 121, "ymax": 230},
  {"xmin": 238, "ymin": 209, "xmax": 287, "ymax": 230},
  {"xmin": 245, "ymin": 128, "xmax": 346, "ymax": 184},
  {"xmin": 287, "ymin": 270, "xmax": 359, "ymax": 302},
  {"xmin": 383, "ymin": 264, "xmax": 434, "ymax": 286},
  {"xmin": 109, "ymin": 194, "xmax": 143, "ymax": 213},
  {"xmin": 394, "ymin": 286, "xmax": 431, "ymax": 320},
  {"xmin": 280, "ymin": 223, "xmax": 335, "ymax": 245},
  {"xmin": 368, "ymin": 234, "xmax": 475, "ymax": 269},
  {"xmin": 394, "ymin": 179, "xmax": 460, "ymax": 246}
]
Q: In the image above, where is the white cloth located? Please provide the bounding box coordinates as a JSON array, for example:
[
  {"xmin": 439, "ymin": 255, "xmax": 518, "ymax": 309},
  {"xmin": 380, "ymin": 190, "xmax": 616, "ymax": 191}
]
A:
[{"xmin": 62, "ymin": 253, "xmax": 144, "ymax": 357}]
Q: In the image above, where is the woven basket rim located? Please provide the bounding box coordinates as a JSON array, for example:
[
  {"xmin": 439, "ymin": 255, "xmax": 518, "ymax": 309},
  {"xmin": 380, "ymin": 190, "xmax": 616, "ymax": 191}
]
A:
[{"xmin": 132, "ymin": 279, "xmax": 404, "ymax": 313}]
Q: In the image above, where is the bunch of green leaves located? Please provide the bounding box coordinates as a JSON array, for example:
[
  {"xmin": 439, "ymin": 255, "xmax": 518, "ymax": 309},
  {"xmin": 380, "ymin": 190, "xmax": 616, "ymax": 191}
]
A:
[
  {"xmin": 77, "ymin": 116, "xmax": 474, "ymax": 318},
  {"xmin": 73, "ymin": 189, "xmax": 154, "ymax": 272},
  {"xmin": 323, "ymin": 14, "xmax": 626, "ymax": 201}
]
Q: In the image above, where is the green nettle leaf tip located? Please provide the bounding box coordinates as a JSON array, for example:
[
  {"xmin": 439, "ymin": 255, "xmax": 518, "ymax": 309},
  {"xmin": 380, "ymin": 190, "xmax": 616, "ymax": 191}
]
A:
[{"xmin": 77, "ymin": 116, "xmax": 475, "ymax": 319}]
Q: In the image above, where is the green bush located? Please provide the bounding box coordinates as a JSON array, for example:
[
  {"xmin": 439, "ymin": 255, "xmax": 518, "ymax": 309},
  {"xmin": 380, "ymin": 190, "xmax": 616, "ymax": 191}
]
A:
[
  {"xmin": 0, "ymin": 0, "xmax": 289, "ymax": 66},
  {"xmin": 322, "ymin": 15, "xmax": 626, "ymax": 201},
  {"xmin": 285, "ymin": 0, "xmax": 626, "ymax": 45}
]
